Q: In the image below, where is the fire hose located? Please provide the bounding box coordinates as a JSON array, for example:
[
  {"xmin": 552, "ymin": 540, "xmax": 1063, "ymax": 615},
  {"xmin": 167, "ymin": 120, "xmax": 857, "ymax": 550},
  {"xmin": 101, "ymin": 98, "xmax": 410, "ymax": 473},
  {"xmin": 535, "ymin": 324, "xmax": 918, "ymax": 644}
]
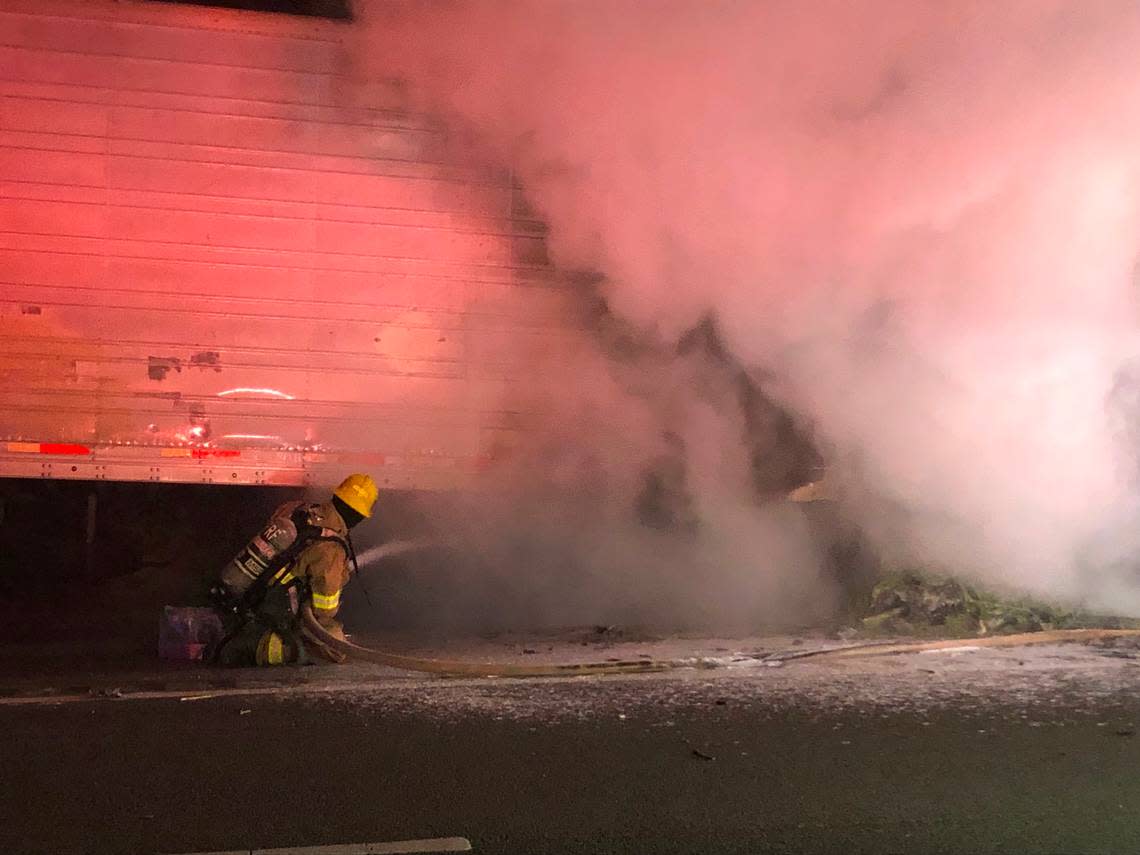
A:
[
  {"xmin": 786, "ymin": 627, "xmax": 1140, "ymax": 661},
  {"xmin": 300, "ymin": 604, "xmax": 681, "ymax": 677}
]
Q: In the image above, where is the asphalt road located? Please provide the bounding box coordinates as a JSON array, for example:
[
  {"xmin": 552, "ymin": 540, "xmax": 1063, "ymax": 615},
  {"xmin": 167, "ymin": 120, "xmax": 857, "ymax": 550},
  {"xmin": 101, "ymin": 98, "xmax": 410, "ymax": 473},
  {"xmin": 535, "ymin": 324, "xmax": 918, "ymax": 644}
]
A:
[{"xmin": 4, "ymin": 650, "xmax": 1140, "ymax": 855}]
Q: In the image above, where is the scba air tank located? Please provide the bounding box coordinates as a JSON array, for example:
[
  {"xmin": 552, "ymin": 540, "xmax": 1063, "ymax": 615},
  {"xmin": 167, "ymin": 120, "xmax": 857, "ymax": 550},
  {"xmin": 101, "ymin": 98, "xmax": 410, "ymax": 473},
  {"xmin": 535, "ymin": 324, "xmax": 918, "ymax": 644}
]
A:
[{"xmin": 218, "ymin": 510, "xmax": 299, "ymax": 599}]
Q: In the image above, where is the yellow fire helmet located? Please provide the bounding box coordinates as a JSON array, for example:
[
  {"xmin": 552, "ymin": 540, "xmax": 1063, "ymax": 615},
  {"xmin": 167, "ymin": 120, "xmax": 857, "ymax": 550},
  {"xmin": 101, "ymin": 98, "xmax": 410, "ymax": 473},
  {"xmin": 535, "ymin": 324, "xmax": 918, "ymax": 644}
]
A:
[{"xmin": 333, "ymin": 473, "xmax": 379, "ymax": 518}]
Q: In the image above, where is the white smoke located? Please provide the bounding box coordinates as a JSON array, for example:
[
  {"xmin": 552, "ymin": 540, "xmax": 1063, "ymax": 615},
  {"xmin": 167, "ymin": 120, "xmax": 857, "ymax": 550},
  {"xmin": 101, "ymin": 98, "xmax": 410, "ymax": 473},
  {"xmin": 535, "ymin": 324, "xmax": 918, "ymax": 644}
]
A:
[{"xmin": 351, "ymin": 0, "xmax": 1140, "ymax": 615}]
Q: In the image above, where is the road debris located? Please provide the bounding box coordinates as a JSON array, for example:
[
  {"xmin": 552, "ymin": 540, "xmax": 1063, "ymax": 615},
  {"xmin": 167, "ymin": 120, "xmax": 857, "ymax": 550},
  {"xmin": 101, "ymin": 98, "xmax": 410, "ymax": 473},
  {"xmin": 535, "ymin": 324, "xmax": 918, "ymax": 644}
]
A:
[{"xmin": 859, "ymin": 570, "xmax": 1139, "ymax": 638}]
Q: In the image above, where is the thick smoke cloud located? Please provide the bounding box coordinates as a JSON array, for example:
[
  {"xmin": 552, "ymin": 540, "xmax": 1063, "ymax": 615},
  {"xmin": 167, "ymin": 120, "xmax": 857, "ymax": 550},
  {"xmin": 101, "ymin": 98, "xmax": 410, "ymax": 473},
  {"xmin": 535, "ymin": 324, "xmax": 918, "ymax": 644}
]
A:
[{"xmin": 352, "ymin": 0, "xmax": 1140, "ymax": 618}]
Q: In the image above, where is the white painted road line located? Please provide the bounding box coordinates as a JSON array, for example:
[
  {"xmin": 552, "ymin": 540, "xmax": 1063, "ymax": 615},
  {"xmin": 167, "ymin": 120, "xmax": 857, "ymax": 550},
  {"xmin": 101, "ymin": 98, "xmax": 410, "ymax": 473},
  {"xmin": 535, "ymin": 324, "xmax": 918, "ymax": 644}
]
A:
[{"xmin": 164, "ymin": 837, "xmax": 473, "ymax": 855}]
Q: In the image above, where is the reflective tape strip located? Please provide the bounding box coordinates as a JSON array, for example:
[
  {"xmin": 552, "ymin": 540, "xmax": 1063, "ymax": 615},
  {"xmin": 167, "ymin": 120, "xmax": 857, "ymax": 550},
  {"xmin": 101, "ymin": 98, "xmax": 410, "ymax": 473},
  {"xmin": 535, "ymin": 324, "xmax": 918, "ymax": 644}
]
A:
[
  {"xmin": 6, "ymin": 442, "xmax": 91, "ymax": 455},
  {"xmin": 311, "ymin": 590, "xmax": 340, "ymax": 611},
  {"xmin": 160, "ymin": 448, "xmax": 241, "ymax": 459},
  {"xmin": 272, "ymin": 566, "xmax": 295, "ymax": 585},
  {"xmin": 266, "ymin": 633, "xmax": 284, "ymax": 665},
  {"xmin": 42, "ymin": 444, "xmax": 90, "ymax": 455},
  {"xmin": 193, "ymin": 448, "xmax": 240, "ymax": 460}
]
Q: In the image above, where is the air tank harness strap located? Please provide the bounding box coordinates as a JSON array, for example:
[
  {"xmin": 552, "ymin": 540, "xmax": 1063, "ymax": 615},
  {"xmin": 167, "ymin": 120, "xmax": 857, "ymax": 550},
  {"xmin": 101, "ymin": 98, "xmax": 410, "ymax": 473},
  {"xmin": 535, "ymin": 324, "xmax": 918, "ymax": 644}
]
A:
[
  {"xmin": 208, "ymin": 571, "xmax": 309, "ymax": 665},
  {"xmin": 252, "ymin": 573, "xmax": 308, "ymax": 654}
]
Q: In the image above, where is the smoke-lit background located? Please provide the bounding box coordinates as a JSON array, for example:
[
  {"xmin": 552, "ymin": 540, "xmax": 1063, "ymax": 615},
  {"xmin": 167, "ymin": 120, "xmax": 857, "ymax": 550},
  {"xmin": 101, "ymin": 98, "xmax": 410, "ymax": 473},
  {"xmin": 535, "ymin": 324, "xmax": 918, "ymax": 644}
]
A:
[{"xmin": 336, "ymin": 0, "xmax": 1140, "ymax": 627}]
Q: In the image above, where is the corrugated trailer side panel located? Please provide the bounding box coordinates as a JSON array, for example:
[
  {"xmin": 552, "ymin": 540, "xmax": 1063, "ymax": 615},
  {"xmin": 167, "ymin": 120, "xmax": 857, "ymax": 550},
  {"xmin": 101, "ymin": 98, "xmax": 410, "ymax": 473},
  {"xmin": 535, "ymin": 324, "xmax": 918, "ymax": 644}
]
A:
[{"xmin": 0, "ymin": 0, "xmax": 570, "ymax": 488}]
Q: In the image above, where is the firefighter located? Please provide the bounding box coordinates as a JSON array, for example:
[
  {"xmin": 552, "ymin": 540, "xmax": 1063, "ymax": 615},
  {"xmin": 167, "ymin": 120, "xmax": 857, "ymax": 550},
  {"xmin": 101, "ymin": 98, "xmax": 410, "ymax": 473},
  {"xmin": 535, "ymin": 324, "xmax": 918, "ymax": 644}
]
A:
[{"xmin": 210, "ymin": 473, "xmax": 379, "ymax": 667}]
